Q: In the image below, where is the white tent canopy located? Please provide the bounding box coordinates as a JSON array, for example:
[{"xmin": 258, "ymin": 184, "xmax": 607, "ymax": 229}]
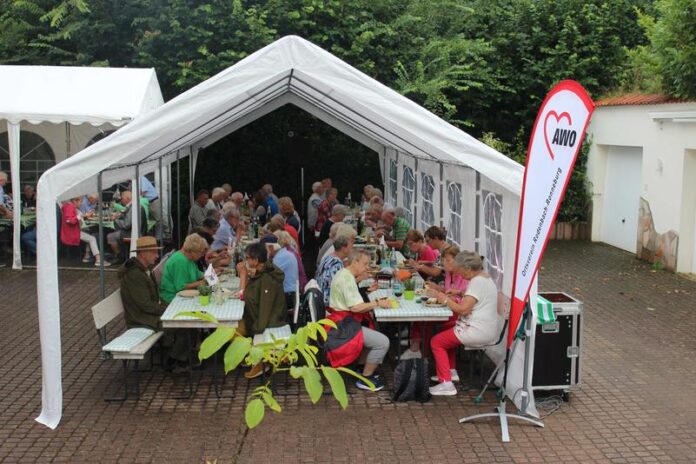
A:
[
  {"xmin": 0, "ymin": 65, "xmax": 164, "ymax": 268},
  {"xmin": 36, "ymin": 36, "xmax": 536, "ymax": 429}
]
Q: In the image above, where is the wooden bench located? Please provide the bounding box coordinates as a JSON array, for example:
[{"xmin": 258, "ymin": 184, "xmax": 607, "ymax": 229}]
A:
[{"xmin": 91, "ymin": 289, "xmax": 163, "ymax": 401}]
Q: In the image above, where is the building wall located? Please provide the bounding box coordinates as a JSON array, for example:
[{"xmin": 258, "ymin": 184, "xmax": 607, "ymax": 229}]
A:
[{"xmin": 587, "ymin": 103, "xmax": 696, "ymax": 273}]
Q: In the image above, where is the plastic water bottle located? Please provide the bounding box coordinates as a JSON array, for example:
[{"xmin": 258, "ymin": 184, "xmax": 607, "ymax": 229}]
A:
[{"xmin": 390, "ymin": 247, "xmax": 397, "ymax": 269}]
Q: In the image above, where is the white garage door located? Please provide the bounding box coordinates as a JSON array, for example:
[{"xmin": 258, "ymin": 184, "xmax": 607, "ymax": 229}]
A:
[{"xmin": 601, "ymin": 146, "xmax": 643, "ymax": 252}]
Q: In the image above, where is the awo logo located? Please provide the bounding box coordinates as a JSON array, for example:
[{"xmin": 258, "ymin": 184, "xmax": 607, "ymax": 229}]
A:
[{"xmin": 544, "ymin": 110, "xmax": 577, "ymax": 160}]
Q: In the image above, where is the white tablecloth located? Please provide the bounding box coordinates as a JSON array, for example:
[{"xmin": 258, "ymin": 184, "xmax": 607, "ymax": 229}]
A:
[{"xmin": 368, "ymin": 289, "xmax": 452, "ymax": 322}]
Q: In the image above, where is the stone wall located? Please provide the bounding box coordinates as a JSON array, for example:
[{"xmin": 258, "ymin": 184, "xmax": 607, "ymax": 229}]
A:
[{"xmin": 637, "ymin": 197, "xmax": 679, "ymax": 271}]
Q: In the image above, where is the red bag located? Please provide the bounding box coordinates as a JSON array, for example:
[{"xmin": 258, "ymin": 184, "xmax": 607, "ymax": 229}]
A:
[{"xmin": 324, "ymin": 310, "xmax": 373, "ymax": 367}]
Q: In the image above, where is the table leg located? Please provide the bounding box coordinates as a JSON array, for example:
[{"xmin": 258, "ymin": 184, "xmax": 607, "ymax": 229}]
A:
[{"xmin": 173, "ymin": 330, "xmax": 194, "ymax": 399}]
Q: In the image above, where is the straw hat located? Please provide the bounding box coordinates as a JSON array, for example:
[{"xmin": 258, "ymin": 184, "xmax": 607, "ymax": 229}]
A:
[{"xmin": 133, "ymin": 236, "xmax": 162, "ymax": 252}]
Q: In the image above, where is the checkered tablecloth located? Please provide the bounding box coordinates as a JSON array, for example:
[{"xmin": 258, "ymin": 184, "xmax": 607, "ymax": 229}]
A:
[
  {"xmin": 219, "ymin": 275, "xmax": 241, "ymax": 291},
  {"xmin": 368, "ymin": 289, "xmax": 452, "ymax": 321},
  {"xmin": 160, "ymin": 295, "xmax": 244, "ymax": 327}
]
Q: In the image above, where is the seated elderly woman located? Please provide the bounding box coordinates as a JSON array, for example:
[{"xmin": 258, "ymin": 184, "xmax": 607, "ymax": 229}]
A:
[
  {"xmin": 278, "ymin": 196, "xmax": 301, "ymax": 234},
  {"xmin": 400, "ymin": 245, "xmax": 467, "ymax": 360},
  {"xmin": 60, "ymin": 196, "xmax": 109, "ymax": 267},
  {"xmin": 318, "ymin": 204, "xmax": 348, "ymax": 246},
  {"xmin": 428, "ymin": 251, "xmax": 500, "ymax": 396},
  {"xmin": 160, "ymin": 233, "xmax": 209, "ymax": 304},
  {"xmin": 316, "ymin": 221, "xmax": 344, "ymax": 268},
  {"xmin": 270, "ymin": 213, "xmax": 299, "ymax": 249},
  {"xmin": 316, "ymin": 235, "xmax": 352, "ymax": 305},
  {"xmin": 275, "ymin": 229, "xmax": 307, "ymax": 292},
  {"xmin": 327, "ymin": 249, "xmax": 392, "ymax": 391},
  {"xmin": 238, "ymin": 241, "xmax": 288, "ymax": 379},
  {"xmin": 318, "ymin": 223, "xmax": 356, "ymax": 265}
]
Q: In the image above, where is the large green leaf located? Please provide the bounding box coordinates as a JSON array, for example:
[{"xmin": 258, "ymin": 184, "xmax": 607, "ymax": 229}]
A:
[
  {"xmin": 337, "ymin": 367, "xmax": 374, "ymax": 390},
  {"xmin": 261, "ymin": 392, "xmax": 282, "ymax": 413},
  {"xmin": 302, "ymin": 368, "xmax": 323, "ymax": 404},
  {"xmin": 248, "ymin": 346, "xmax": 264, "ymax": 365},
  {"xmin": 316, "ymin": 319, "xmax": 337, "ymax": 329},
  {"xmin": 245, "ymin": 398, "xmax": 265, "ymax": 429},
  {"xmin": 223, "ymin": 336, "xmax": 252, "ymax": 373},
  {"xmin": 198, "ymin": 326, "xmax": 236, "ymax": 361},
  {"xmin": 322, "ymin": 367, "xmax": 348, "ymax": 409},
  {"xmin": 289, "ymin": 365, "xmax": 303, "ymax": 379}
]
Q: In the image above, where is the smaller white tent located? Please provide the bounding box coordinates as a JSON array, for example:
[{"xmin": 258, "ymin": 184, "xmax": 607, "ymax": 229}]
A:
[
  {"xmin": 0, "ymin": 65, "xmax": 164, "ymax": 269},
  {"xmin": 36, "ymin": 36, "xmax": 538, "ymax": 428}
]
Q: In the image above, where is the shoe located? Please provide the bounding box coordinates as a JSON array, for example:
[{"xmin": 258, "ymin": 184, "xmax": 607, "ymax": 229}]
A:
[
  {"xmin": 429, "ymin": 381, "xmax": 458, "ymax": 396},
  {"xmin": 244, "ymin": 363, "xmax": 269, "ymax": 379},
  {"xmin": 356, "ymin": 374, "xmax": 385, "ymax": 392},
  {"xmin": 82, "ymin": 256, "xmax": 91, "ymax": 263},
  {"xmin": 94, "ymin": 260, "xmax": 111, "ymax": 267},
  {"xmin": 399, "ymin": 349, "xmax": 422, "ymax": 360},
  {"xmin": 431, "ymin": 369, "xmax": 460, "ymax": 383}
]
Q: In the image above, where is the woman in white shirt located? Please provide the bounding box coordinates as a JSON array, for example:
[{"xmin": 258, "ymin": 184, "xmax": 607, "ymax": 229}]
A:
[{"xmin": 428, "ymin": 251, "xmax": 500, "ymax": 396}]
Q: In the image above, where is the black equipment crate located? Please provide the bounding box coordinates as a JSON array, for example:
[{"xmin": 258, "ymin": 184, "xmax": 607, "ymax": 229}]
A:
[{"xmin": 532, "ymin": 292, "xmax": 583, "ymax": 395}]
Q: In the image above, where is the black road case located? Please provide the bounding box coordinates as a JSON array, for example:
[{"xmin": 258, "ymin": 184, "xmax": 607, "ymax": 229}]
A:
[{"xmin": 532, "ymin": 292, "xmax": 583, "ymax": 396}]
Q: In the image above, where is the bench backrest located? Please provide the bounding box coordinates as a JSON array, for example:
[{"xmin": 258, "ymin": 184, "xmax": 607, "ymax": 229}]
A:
[{"xmin": 91, "ymin": 289, "xmax": 125, "ymax": 330}]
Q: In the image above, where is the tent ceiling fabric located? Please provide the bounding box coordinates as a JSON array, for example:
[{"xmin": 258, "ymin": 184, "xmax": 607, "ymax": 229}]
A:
[
  {"xmin": 35, "ymin": 35, "xmax": 526, "ymax": 429},
  {"xmin": 0, "ymin": 66, "xmax": 163, "ymax": 126},
  {"xmin": 41, "ymin": 35, "xmax": 522, "ymax": 201}
]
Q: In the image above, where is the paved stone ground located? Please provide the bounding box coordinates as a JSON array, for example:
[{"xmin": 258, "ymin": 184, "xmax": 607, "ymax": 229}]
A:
[{"xmin": 1, "ymin": 241, "xmax": 695, "ymax": 463}]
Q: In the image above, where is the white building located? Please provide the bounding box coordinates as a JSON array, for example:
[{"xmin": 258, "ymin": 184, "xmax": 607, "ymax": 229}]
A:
[{"xmin": 586, "ymin": 94, "xmax": 696, "ymax": 273}]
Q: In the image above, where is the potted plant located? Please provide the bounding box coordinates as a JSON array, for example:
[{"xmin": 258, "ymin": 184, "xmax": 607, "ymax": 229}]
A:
[
  {"xmin": 403, "ymin": 278, "xmax": 416, "ymax": 300},
  {"xmin": 198, "ymin": 285, "xmax": 212, "ymax": 306}
]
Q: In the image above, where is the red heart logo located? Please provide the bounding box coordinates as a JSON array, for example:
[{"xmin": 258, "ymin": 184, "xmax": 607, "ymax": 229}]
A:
[{"xmin": 544, "ymin": 110, "xmax": 572, "ymax": 160}]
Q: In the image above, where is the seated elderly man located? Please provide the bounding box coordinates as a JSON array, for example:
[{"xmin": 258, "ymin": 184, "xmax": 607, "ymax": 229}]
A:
[
  {"xmin": 119, "ymin": 236, "xmax": 188, "ymax": 365},
  {"xmin": 189, "ymin": 190, "xmax": 210, "ymax": 229},
  {"xmin": 262, "ymin": 183, "xmax": 280, "ymax": 205},
  {"xmin": 307, "ymin": 181, "xmax": 324, "ymax": 234},
  {"xmin": 80, "ymin": 193, "xmax": 99, "ymax": 217},
  {"xmin": 377, "ymin": 207, "xmax": 411, "ymax": 255},
  {"xmin": 229, "ymin": 192, "xmax": 244, "ymax": 209},
  {"xmin": 106, "ymin": 190, "xmax": 147, "ymax": 263},
  {"xmin": 160, "ymin": 233, "xmax": 209, "ymax": 304},
  {"xmin": 318, "ymin": 204, "xmax": 348, "ymax": 246},
  {"xmin": 211, "ymin": 207, "xmax": 245, "ymax": 250},
  {"xmin": 194, "ymin": 218, "xmax": 231, "ymax": 272},
  {"xmin": 21, "ymin": 185, "xmax": 36, "ymax": 208}
]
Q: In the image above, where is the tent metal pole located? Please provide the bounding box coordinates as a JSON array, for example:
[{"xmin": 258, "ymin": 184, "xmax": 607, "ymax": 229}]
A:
[
  {"xmin": 414, "ymin": 158, "xmax": 419, "ymax": 229},
  {"xmin": 439, "ymin": 162, "xmax": 445, "ymax": 228},
  {"xmin": 300, "ymin": 166, "xmax": 305, "ymax": 246},
  {"xmin": 395, "ymin": 152, "xmax": 399, "ymax": 206},
  {"xmin": 97, "ymin": 171, "xmax": 105, "ymax": 299},
  {"xmin": 176, "ymin": 152, "xmax": 181, "ymax": 247},
  {"xmin": 133, "ymin": 165, "xmax": 140, "ymax": 257},
  {"xmin": 158, "ymin": 158, "xmax": 164, "ymax": 248},
  {"xmin": 475, "ymin": 172, "xmax": 481, "ymax": 253},
  {"xmin": 188, "ymin": 148, "xmax": 194, "ymax": 211}
]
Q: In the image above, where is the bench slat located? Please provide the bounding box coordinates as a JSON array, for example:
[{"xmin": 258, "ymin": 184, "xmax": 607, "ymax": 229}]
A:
[{"xmin": 109, "ymin": 332, "xmax": 164, "ymax": 360}]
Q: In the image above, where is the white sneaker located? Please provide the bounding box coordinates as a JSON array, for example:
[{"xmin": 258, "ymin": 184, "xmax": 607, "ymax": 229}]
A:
[
  {"xmin": 429, "ymin": 381, "xmax": 457, "ymax": 396},
  {"xmin": 94, "ymin": 260, "xmax": 111, "ymax": 267},
  {"xmin": 431, "ymin": 369, "xmax": 460, "ymax": 383},
  {"xmin": 399, "ymin": 349, "xmax": 422, "ymax": 360}
]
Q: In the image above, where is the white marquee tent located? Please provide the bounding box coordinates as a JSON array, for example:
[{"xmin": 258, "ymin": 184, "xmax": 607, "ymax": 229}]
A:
[
  {"xmin": 0, "ymin": 65, "xmax": 164, "ymax": 269},
  {"xmin": 36, "ymin": 36, "xmax": 539, "ymax": 428}
]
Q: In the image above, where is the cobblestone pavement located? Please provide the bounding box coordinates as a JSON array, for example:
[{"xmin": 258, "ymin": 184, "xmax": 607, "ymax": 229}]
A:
[{"xmin": 1, "ymin": 241, "xmax": 695, "ymax": 463}]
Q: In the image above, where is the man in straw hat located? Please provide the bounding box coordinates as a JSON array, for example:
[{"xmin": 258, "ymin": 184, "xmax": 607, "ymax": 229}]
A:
[{"xmin": 119, "ymin": 236, "xmax": 187, "ymax": 365}]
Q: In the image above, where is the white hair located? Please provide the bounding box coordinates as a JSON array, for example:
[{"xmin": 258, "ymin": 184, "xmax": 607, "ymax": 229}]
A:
[{"xmin": 312, "ymin": 181, "xmax": 322, "ymax": 193}]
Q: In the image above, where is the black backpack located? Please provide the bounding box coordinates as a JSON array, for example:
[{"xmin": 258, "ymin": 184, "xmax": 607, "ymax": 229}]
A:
[
  {"xmin": 391, "ymin": 358, "xmax": 431, "ymax": 403},
  {"xmin": 294, "ymin": 287, "xmax": 326, "ymax": 330}
]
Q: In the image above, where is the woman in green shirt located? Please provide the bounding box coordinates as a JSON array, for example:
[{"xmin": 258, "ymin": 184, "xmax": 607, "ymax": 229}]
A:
[{"xmin": 160, "ymin": 233, "xmax": 209, "ymax": 303}]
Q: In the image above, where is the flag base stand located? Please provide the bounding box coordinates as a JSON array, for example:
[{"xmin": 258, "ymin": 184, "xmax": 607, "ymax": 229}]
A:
[{"xmin": 458, "ymin": 302, "xmax": 544, "ymax": 442}]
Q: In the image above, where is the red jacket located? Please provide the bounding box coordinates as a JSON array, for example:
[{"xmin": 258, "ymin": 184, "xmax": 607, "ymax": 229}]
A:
[
  {"xmin": 60, "ymin": 202, "xmax": 81, "ymax": 246},
  {"xmin": 324, "ymin": 308, "xmax": 375, "ymax": 367}
]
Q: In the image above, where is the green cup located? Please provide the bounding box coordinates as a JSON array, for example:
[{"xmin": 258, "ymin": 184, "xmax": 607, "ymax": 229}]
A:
[
  {"xmin": 404, "ymin": 290, "xmax": 415, "ymax": 301},
  {"xmin": 198, "ymin": 295, "xmax": 210, "ymax": 306}
]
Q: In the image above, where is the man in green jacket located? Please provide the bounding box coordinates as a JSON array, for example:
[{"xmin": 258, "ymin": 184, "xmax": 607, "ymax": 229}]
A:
[{"xmin": 119, "ymin": 236, "xmax": 187, "ymax": 364}]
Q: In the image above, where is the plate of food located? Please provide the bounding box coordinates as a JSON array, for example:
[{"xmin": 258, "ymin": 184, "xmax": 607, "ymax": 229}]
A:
[
  {"xmin": 178, "ymin": 289, "xmax": 199, "ymax": 298},
  {"xmin": 221, "ymin": 288, "xmax": 240, "ymax": 299},
  {"xmin": 423, "ymin": 297, "xmax": 446, "ymax": 308}
]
